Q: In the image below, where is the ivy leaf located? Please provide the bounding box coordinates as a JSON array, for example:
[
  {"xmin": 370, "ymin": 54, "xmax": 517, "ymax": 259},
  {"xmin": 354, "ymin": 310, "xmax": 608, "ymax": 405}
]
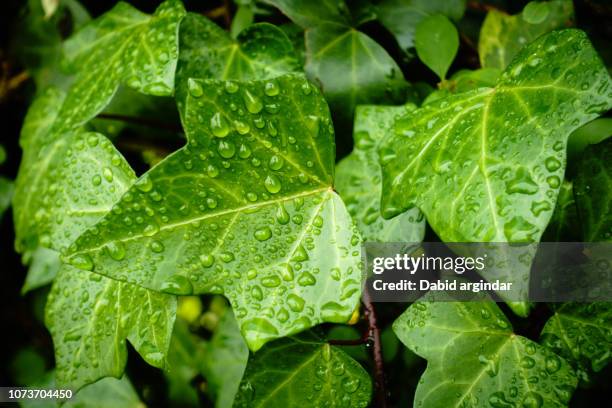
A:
[
  {"xmin": 574, "ymin": 139, "xmax": 612, "ymax": 241},
  {"xmin": 166, "ymin": 319, "xmax": 206, "ymax": 406},
  {"xmin": 265, "ymin": 0, "xmax": 409, "ymax": 130},
  {"xmin": 478, "ymin": 0, "xmax": 573, "ymax": 70},
  {"xmin": 21, "ymin": 247, "xmax": 61, "ymax": 294},
  {"xmin": 541, "ymin": 302, "xmax": 612, "ymax": 382},
  {"xmin": 447, "ymin": 67, "xmax": 501, "ymax": 93},
  {"xmin": 176, "ymin": 13, "xmax": 299, "ymax": 113},
  {"xmin": 21, "ymin": 373, "xmax": 143, "ymax": 408},
  {"xmin": 261, "ymin": 0, "xmax": 350, "ymax": 28},
  {"xmin": 414, "ymin": 14, "xmax": 459, "ymax": 80},
  {"xmin": 201, "ymin": 311, "xmax": 249, "ymax": 408},
  {"xmin": 65, "ymin": 74, "xmax": 363, "ymax": 352},
  {"xmin": 60, "ymin": 0, "xmax": 185, "ymax": 126},
  {"xmin": 376, "ymin": 0, "xmax": 466, "ymax": 54},
  {"xmin": 0, "ymin": 176, "xmax": 13, "ymax": 220},
  {"xmin": 393, "ymin": 300, "xmax": 578, "ymax": 407},
  {"xmin": 379, "ymin": 29, "xmax": 612, "ymax": 244},
  {"xmin": 233, "ymin": 333, "xmax": 372, "ymax": 407},
  {"xmin": 542, "ymin": 181, "xmax": 579, "ymax": 242},
  {"xmin": 336, "ymin": 104, "xmax": 425, "ymax": 242},
  {"xmin": 567, "ymin": 118, "xmax": 612, "ymax": 162},
  {"xmin": 305, "ymin": 23, "xmax": 409, "ymax": 128},
  {"xmin": 46, "ymin": 265, "xmax": 176, "ymax": 391}
]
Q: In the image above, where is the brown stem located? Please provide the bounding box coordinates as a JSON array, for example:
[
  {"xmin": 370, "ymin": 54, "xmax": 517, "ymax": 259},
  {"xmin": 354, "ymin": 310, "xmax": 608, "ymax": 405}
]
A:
[
  {"xmin": 363, "ymin": 288, "xmax": 387, "ymax": 408},
  {"xmin": 96, "ymin": 113, "xmax": 183, "ymax": 133}
]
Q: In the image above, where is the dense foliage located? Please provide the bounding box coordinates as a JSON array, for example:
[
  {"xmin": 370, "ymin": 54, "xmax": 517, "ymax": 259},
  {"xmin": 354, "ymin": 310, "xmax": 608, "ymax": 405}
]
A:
[{"xmin": 0, "ymin": 0, "xmax": 610, "ymax": 407}]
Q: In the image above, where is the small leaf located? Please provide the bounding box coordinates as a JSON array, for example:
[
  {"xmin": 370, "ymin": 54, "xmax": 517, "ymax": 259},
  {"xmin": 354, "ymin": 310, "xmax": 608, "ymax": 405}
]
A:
[
  {"xmin": 21, "ymin": 247, "xmax": 61, "ymax": 294},
  {"xmin": 523, "ymin": 1, "xmax": 551, "ymax": 25},
  {"xmin": 0, "ymin": 176, "xmax": 13, "ymax": 220},
  {"xmin": 541, "ymin": 302, "xmax": 612, "ymax": 382},
  {"xmin": 376, "ymin": 0, "xmax": 466, "ymax": 53},
  {"xmin": 336, "ymin": 104, "xmax": 425, "ymax": 242},
  {"xmin": 574, "ymin": 139, "xmax": 612, "ymax": 241},
  {"xmin": 231, "ymin": 5, "xmax": 255, "ymax": 38},
  {"xmin": 201, "ymin": 311, "xmax": 249, "ymax": 408},
  {"xmin": 394, "ymin": 300, "xmax": 578, "ymax": 407},
  {"xmin": 414, "ymin": 14, "xmax": 459, "ymax": 80},
  {"xmin": 233, "ymin": 333, "xmax": 372, "ymax": 407},
  {"xmin": 448, "ymin": 67, "xmax": 501, "ymax": 93},
  {"xmin": 65, "ymin": 74, "xmax": 363, "ymax": 351},
  {"xmin": 567, "ymin": 118, "xmax": 612, "ymax": 163},
  {"xmin": 479, "ymin": 0, "xmax": 573, "ymax": 69}
]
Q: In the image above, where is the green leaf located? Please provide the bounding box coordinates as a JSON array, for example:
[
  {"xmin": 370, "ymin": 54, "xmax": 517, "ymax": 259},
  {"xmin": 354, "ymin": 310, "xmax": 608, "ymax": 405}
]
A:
[
  {"xmin": 448, "ymin": 67, "xmax": 501, "ymax": 93},
  {"xmin": 393, "ymin": 301, "xmax": 578, "ymax": 407},
  {"xmin": 166, "ymin": 319, "xmax": 206, "ymax": 406},
  {"xmin": 233, "ymin": 333, "xmax": 372, "ymax": 407},
  {"xmin": 262, "ymin": 0, "xmax": 350, "ymax": 28},
  {"xmin": 64, "ymin": 74, "xmax": 363, "ymax": 352},
  {"xmin": 0, "ymin": 176, "xmax": 13, "ymax": 220},
  {"xmin": 305, "ymin": 23, "xmax": 409, "ymax": 128},
  {"xmin": 176, "ymin": 13, "xmax": 299, "ymax": 113},
  {"xmin": 0, "ymin": 144, "xmax": 6, "ymax": 164},
  {"xmin": 478, "ymin": 0, "xmax": 573, "ymax": 70},
  {"xmin": 231, "ymin": 4, "xmax": 255, "ymax": 38},
  {"xmin": 21, "ymin": 247, "xmax": 61, "ymax": 294},
  {"xmin": 523, "ymin": 1, "xmax": 552, "ymax": 25},
  {"xmin": 542, "ymin": 181, "xmax": 579, "ymax": 241},
  {"xmin": 46, "ymin": 265, "xmax": 176, "ymax": 390},
  {"xmin": 574, "ymin": 139, "xmax": 612, "ymax": 241},
  {"xmin": 201, "ymin": 311, "xmax": 249, "ymax": 408},
  {"xmin": 379, "ymin": 29, "xmax": 612, "ymax": 244},
  {"xmin": 541, "ymin": 302, "xmax": 612, "ymax": 382},
  {"xmin": 567, "ymin": 118, "xmax": 612, "ymax": 164},
  {"xmin": 336, "ymin": 104, "xmax": 425, "ymax": 242},
  {"xmin": 414, "ymin": 14, "xmax": 459, "ymax": 80},
  {"xmin": 21, "ymin": 373, "xmax": 143, "ymax": 408},
  {"xmin": 376, "ymin": 0, "xmax": 466, "ymax": 53}
]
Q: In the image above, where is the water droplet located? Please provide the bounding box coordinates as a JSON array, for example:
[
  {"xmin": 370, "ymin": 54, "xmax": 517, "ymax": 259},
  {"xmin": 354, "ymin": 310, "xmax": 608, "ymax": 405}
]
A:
[
  {"xmin": 287, "ymin": 294, "xmax": 305, "ymax": 312},
  {"xmin": 210, "ymin": 112, "xmax": 230, "ymax": 138},
  {"xmin": 160, "ymin": 275, "xmax": 193, "ymax": 295},
  {"xmin": 268, "ymin": 155, "xmax": 284, "ymax": 170},
  {"xmin": 545, "ymin": 157, "xmax": 561, "ymax": 172},
  {"xmin": 188, "ymin": 79, "xmax": 203, "ymax": 98},
  {"xmin": 243, "ymin": 89, "xmax": 263, "ymax": 114},
  {"xmin": 150, "ymin": 240, "xmax": 165, "ymax": 253},
  {"xmin": 200, "ymin": 254, "xmax": 214, "ymax": 267},
  {"xmin": 264, "ymin": 174, "xmax": 281, "ymax": 194},
  {"xmin": 264, "ymin": 81, "xmax": 280, "ymax": 96},
  {"xmin": 217, "ymin": 140, "xmax": 236, "ymax": 158},
  {"xmin": 254, "ymin": 226, "xmax": 272, "ymax": 241},
  {"xmin": 91, "ymin": 175, "xmax": 102, "ymax": 186},
  {"xmin": 106, "ymin": 241, "xmax": 126, "ymax": 261},
  {"xmin": 70, "ymin": 254, "xmax": 94, "ymax": 271}
]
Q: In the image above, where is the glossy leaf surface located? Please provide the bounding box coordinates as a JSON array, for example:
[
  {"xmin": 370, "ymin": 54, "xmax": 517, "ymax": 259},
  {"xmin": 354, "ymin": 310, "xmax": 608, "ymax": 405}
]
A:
[
  {"xmin": 479, "ymin": 0, "xmax": 573, "ymax": 70},
  {"xmin": 65, "ymin": 74, "xmax": 362, "ymax": 351},
  {"xmin": 176, "ymin": 13, "xmax": 300, "ymax": 113},
  {"xmin": 574, "ymin": 139, "xmax": 612, "ymax": 241},
  {"xmin": 233, "ymin": 333, "xmax": 371, "ymax": 407},
  {"xmin": 380, "ymin": 29, "xmax": 612, "ymax": 244},
  {"xmin": 336, "ymin": 104, "xmax": 425, "ymax": 242},
  {"xmin": 541, "ymin": 302, "xmax": 612, "ymax": 382},
  {"xmin": 394, "ymin": 301, "xmax": 578, "ymax": 407},
  {"xmin": 414, "ymin": 14, "xmax": 459, "ymax": 80}
]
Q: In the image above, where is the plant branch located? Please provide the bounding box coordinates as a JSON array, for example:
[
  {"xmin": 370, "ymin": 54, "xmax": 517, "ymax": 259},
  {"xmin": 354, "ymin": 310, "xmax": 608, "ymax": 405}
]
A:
[{"xmin": 363, "ymin": 287, "xmax": 387, "ymax": 408}]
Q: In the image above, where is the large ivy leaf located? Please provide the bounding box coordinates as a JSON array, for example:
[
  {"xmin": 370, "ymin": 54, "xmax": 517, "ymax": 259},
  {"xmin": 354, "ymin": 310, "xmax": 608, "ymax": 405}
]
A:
[
  {"xmin": 233, "ymin": 333, "xmax": 372, "ymax": 407},
  {"xmin": 46, "ymin": 265, "xmax": 176, "ymax": 391},
  {"xmin": 201, "ymin": 311, "xmax": 249, "ymax": 408},
  {"xmin": 541, "ymin": 302, "xmax": 612, "ymax": 383},
  {"xmin": 176, "ymin": 13, "xmax": 300, "ymax": 113},
  {"xmin": 376, "ymin": 0, "xmax": 466, "ymax": 53},
  {"xmin": 478, "ymin": 0, "xmax": 573, "ymax": 70},
  {"xmin": 379, "ymin": 29, "xmax": 612, "ymax": 244},
  {"xmin": 64, "ymin": 74, "xmax": 362, "ymax": 351},
  {"xmin": 265, "ymin": 0, "xmax": 409, "ymax": 129},
  {"xmin": 574, "ymin": 139, "xmax": 612, "ymax": 241},
  {"xmin": 336, "ymin": 104, "xmax": 425, "ymax": 242},
  {"xmin": 394, "ymin": 300, "xmax": 578, "ymax": 407},
  {"xmin": 14, "ymin": 0, "xmax": 186, "ymax": 255}
]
